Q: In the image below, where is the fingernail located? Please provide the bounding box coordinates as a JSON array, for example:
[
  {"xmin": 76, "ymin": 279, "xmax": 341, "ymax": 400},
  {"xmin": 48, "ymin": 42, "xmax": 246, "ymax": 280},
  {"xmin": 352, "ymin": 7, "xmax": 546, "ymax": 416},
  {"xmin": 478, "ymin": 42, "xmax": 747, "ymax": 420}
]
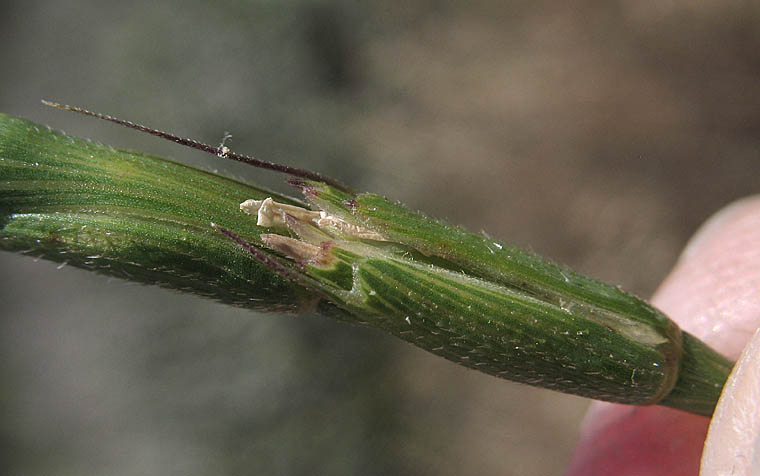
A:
[{"xmin": 701, "ymin": 327, "xmax": 760, "ymax": 474}]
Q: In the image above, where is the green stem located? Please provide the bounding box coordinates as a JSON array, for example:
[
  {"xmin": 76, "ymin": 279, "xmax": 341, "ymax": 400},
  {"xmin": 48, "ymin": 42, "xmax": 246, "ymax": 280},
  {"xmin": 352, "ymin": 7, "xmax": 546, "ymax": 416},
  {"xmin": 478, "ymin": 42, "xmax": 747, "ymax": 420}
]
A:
[
  {"xmin": 0, "ymin": 112, "xmax": 312, "ymax": 312},
  {"xmin": 0, "ymin": 112, "xmax": 734, "ymax": 416},
  {"xmin": 659, "ymin": 332, "xmax": 734, "ymax": 416}
]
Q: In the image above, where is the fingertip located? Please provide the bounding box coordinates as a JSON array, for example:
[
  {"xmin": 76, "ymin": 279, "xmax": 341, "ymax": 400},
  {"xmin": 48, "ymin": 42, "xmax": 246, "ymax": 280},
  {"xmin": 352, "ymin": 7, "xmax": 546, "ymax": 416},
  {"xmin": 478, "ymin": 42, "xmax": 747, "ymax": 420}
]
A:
[
  {"xmin": 569, "ymin": 196, "xmax": 760, "ymax": 475},
  {"xmin": 651, "ymin": 195, "xmax": 760, "ymax": 359},
  {"xmin": 680, "ymin": 195, "xmax": 760, "ymax": 261},
  {"xmin": 566, "ymin": 402, "xmax": 709, "ymax": 476}
]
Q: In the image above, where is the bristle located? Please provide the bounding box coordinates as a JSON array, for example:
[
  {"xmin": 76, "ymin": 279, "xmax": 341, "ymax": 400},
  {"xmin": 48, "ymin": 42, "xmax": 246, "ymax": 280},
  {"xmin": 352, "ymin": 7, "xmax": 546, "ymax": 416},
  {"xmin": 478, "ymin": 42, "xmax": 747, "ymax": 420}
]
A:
[
  {"xmin": 287, "ymin": 177, "xmax": 318, "ymax": 197},
  {"xmin": 42, "ymin": 100, "xmax": 352, "ymax": 193}
]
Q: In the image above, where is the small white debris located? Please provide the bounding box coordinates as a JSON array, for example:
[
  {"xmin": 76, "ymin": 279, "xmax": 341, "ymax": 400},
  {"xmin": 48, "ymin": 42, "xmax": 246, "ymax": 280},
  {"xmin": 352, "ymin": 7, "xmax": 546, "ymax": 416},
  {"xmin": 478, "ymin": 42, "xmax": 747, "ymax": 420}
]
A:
[
  {"xmin": 217, "ymin": 132, "xmax": 232, "ymax": 158},
  {"xmin": 240, "ymin": 196, "xmax": 385, "ymax": 240},
  {"xmin": 240, "ymin": 197, "xmax": 320, "ymax": 228},
  {"xmin": 315, "ymin": 213, "xmax": 385, "ymax": 241}
]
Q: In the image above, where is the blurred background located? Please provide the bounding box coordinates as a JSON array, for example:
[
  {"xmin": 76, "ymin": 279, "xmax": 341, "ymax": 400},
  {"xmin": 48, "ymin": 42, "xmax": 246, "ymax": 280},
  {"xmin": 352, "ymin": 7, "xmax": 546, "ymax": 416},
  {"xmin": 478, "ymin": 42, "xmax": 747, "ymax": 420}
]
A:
[{"xmin": 1, "ymin": 1, "xmax": 759, "ymax": 475}]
